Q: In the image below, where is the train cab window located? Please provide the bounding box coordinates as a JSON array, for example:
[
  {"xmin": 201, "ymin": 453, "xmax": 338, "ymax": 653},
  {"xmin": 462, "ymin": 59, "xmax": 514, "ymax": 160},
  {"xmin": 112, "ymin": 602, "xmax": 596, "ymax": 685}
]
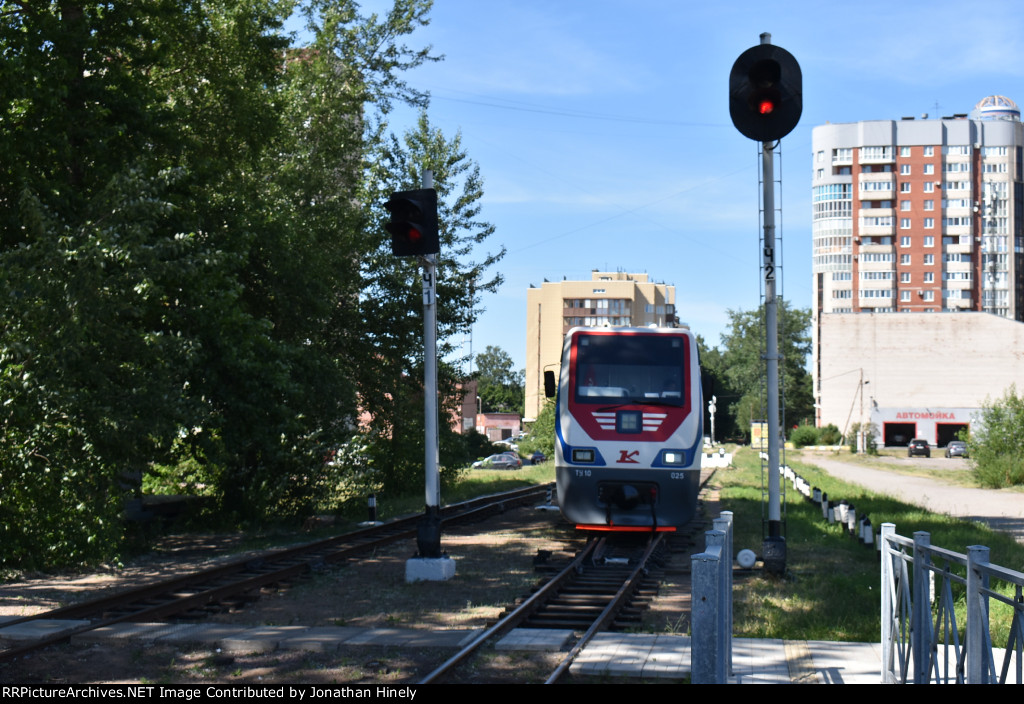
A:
[{"xmin": 573, "ymin": 333, "xmax": 687, "ymax": 406}]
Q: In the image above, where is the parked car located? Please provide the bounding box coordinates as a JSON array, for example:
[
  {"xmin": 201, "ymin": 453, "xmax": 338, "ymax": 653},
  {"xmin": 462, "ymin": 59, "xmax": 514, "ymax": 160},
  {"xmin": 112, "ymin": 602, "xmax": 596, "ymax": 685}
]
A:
[
  {"xmin": 528, "ymin": 451, "xmax": 547, "ymax": 465},
  {"xmin": 472, "ymin": 453, "xmax": 522, "ymax": 470},
  {"xmin": 908, "ymin": 439, "xmax": 931, "ymax": 458},
  {"xmin": 945, "ymin": 440, "xmax": 968, "ymax": 458}
]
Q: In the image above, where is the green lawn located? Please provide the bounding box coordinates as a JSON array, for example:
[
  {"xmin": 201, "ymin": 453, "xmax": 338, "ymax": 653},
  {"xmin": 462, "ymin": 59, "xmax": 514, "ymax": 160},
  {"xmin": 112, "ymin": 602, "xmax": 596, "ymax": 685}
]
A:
[{"xmin": 718, "ymin": 446, "xmax": 1024, "ymax": 642}]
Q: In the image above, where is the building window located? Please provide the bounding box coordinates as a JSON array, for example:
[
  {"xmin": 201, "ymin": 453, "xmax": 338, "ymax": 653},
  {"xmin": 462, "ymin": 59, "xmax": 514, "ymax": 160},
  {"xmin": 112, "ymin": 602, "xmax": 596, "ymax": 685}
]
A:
[
  {"xmin": 900, "ymin": 200, "xmax": 911, "ymax": 211},
  {"xmin": 924, "ymin": 218, "xmax": 934, "ymax": 229},
  {"xmin": 900, "ymin": 254, "xmax": 911, "ymax": 265},
  {"xmin": 924, "ymin": 182, "xmax": 935, "ymax": 193},
  {"xmin": 833, "ymin": 148, "xmax": 853, "ymax": 163},
  {"xmin": 901, "ymin": 290, "xmax": 911, "ymax": 301},
  {"xmin": 900, "ymin": 235, "xmax": 911, "ymax": 247},
  {"xmin": 900, "ymin": 146, "xmax": 911, "ymax": 157},
  {"xmin": 924, "ymin": 254, "xmax": 935, "ymax": 265},
  {"xmin": 924, "ymin": 235, "xmax": 934, "ymax": 246},
  {"xmin": 923, "ymin": 164, "xmax": 934, "ymax": 175},
  {"xmin": 924, "ymin": 146, "xmax": 934, "ymax": 156},
  {"xmin": 900, "ymin": 219, "xmax": 911, "ymax": 230},
  {"xmin": 901, "ymin": 182, "xmax": 911, "ymax": 193},
  {"xmin": 900, "ymin": 272, "xmax": 911, "ymax": 283},
  {"xmin": 861, "ymin": 146, "xmax": 893, "ymax": 161},
  {"xmin": 924, "ymin": 200, "xmax": 934, "ymax": 211},
  {"xmin": 923, "ymin": 290, "xmax": 935, "ymax": 301},
  {"xmin": 924, "ymin": 272, "xmax": 934, "ymax": 283},
  {"xmin": 900, "ymin": 164, "xmax": 911, "ymax": 175}
]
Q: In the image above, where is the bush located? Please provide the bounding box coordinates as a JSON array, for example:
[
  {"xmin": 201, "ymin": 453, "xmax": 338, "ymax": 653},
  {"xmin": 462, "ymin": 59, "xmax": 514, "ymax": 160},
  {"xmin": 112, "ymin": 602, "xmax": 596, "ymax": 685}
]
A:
[
  {"xmin": 819, "ymin": 423, "xmax": 842, "ymax": 445},
  {"xmin": 969, "ymin": 386, "xmax": 1024, "ymax": 488},
  {"xmin": 789, "ymin": 424, "xmax": 819, "ymax": 448},
  {"xmin": 846, "ymin": 422, "xmax": 878, "ymax": 455}
]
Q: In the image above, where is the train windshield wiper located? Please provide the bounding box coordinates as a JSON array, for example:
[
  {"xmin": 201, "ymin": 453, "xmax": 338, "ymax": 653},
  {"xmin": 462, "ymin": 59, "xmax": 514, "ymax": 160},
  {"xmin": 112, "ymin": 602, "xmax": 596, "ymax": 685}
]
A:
[{"xmin": 596, "ymin": 398, "xmax": 681, "ymax": 412}]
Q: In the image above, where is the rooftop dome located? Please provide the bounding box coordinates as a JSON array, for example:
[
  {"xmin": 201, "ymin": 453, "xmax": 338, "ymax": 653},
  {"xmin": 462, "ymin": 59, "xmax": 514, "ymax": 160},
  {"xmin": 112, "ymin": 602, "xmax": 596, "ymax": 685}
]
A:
[{"xmin": 974, "ymin": 95, "xmax": 1020, "ymax": 121}]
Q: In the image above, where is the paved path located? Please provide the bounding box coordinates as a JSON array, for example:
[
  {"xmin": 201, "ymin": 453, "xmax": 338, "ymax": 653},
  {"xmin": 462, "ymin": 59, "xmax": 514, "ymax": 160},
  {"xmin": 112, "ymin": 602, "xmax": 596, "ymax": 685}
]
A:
[{"xmin": 799, "ymin": 452, "xmax": 1024, "ymax": 543}]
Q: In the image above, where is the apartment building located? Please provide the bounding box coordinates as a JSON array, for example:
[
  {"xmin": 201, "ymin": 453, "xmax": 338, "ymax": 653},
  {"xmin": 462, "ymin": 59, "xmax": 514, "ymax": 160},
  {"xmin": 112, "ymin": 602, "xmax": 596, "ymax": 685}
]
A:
[
  {"xmin": 811, "ymin": 96, "xmax": 1024, "ymax": 443},
  {"xmin": 524, "ymin": 271, "xmax": 675, "ymax": 420}
]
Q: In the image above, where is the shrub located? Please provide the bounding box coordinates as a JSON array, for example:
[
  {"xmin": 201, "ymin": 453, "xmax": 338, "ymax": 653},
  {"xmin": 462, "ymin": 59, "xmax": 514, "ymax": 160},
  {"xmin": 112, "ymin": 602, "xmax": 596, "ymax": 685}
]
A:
[
  {"xmin": 969, "ymin": 386, "xmax": 1024, "ymax": 488},
  {"xmin": 789, "ymin": 424, "xmax": 819, "ymax": 448},
  {"xmin": 819, "ymin": 423, "xmax": 842, "ymax": 445}
]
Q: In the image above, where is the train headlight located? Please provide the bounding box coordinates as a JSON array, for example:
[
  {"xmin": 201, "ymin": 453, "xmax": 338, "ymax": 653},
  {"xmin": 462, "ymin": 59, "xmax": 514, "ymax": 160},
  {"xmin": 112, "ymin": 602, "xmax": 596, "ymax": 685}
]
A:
[
  {"xmin": 572, "ymin": 448, "xmax": 595, "ymax": 463},
  {"xmin": 661, "ymin": 450, "xmax": 686, "ymax": 465}
]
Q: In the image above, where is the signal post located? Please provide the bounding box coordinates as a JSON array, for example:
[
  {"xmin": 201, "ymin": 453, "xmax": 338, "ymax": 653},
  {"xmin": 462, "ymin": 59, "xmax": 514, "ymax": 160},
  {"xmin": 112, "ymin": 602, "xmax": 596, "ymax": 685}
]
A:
[
  {"xmin": 385, "ymin": 173, "xmax": 454, "ymax": 582},
  {"xmin": 729, "ymin": 33, "xmax": 802, "ymax": 576}
]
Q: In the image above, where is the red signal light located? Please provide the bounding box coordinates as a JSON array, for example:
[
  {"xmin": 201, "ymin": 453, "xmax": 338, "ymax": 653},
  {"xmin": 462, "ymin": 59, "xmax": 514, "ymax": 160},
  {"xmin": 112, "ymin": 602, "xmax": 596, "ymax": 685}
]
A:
[
  {"xmin": 759, "ymin": 99, "xmax": 775, "ymax": 115},
  {"xmin": 407, "ymin": 227, "xmax": 422, "ymax": 242}
]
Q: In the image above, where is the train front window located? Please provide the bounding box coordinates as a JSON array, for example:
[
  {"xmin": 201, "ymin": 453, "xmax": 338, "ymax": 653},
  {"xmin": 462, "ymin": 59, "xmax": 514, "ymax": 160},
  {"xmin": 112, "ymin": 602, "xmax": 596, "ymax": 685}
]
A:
[{"xmin": 573, "ymin": 334, "xmax": 686, "ymax": 405}]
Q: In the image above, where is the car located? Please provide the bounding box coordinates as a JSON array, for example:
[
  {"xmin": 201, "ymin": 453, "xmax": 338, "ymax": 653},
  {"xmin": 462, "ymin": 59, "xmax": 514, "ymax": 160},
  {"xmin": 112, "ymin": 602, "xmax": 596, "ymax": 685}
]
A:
[
  {"xmin": 945, "ymin": 440, "xmax": 968, "ymax": 458},
  {"xmin": 527, "ymin": 451, "xmax": 547, "ymax": 465},
  {"xmin": 472, "ymin": 453, "xmax": 522, "ymax": 470},
  {"xmin": 908, "ymin": 439, "xmax": 931, "ymax": 458}
]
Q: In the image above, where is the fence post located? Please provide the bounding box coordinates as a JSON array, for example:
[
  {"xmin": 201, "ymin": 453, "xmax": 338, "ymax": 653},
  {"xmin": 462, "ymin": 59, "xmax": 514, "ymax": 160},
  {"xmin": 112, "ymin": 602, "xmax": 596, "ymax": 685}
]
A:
[
  {"xmin": 692, "ymin": 529, "xmax": 726, "ymax": 684},
  {"xmin": 880, "ymin": 523, "xmax": 896, "ymax": 684},
  {"xmin": 966, "ymin": 545, "xmax": 991, "ymax": 684},
  {"xmin": 714, "ymin": 512, "xmax": 734, "ymax": 676},
  {"xmin": 912, "ymin": 531, "xmax": 932, "ymax": 683}
]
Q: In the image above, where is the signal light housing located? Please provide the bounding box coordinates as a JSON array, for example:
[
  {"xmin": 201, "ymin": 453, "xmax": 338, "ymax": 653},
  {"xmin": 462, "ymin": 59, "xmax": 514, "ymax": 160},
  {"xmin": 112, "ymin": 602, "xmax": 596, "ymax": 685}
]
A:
[
  {"xmin": 385, "ymin": 188, "xmax": 439, "ymax": 257},
  {"xmin": 729, "ymin": 42, "xmax": 802, "ymax": 143}
]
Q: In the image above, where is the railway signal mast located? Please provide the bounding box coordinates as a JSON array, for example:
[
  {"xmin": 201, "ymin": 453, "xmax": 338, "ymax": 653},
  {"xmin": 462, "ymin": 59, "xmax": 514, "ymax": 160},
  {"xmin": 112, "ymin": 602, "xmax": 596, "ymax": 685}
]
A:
[
  {"xmin": 385, "ymin": 175, "xmax": 453, "ymax": 582},
  {"xmin": 729, "ymin": 33, "xmax": 802, "ymax": 575}
]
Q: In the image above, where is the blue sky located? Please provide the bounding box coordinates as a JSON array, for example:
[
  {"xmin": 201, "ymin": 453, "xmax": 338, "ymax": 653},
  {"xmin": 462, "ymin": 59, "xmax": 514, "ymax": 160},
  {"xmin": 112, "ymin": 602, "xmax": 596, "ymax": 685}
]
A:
[{"xmin": 333, "ymin": 0, "xmax": 1024, "ymax": 372}]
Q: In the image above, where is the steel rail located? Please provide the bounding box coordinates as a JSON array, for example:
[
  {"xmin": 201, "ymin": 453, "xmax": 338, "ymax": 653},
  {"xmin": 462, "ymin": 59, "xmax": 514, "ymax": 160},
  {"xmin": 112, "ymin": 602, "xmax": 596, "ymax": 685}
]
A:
[
  {"xmin": 419, "ymin": 538, "xmax": 603, "ymax": 684},
  {"xmin": 545, "ymin": 532, "xmax": 665, "ymax": 683}
]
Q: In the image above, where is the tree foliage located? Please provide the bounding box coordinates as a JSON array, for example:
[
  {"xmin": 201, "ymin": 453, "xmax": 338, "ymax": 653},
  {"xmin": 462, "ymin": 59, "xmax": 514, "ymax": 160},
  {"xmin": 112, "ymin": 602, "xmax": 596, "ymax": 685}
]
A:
[
  {"xmin": 354, "ymin": 110, "xmax": 502, "ymax": 496},
  {"xmin": 475, "ymin": 345, "xmax": 524, "ymax": 415},
  {"xmin": 0, "ymin": 1, "xmax": 498, "ymax": 568},
  {"xmin": 968, "ymin": 386, "xmax": 1024, "ymax": 488},
  {"xmin": 518, "ymin": 398, "xmax": 554, "ymax": 460},
  {"xmin": 703, "ymin": 300, "xmax": 813, "ymax": 441}
]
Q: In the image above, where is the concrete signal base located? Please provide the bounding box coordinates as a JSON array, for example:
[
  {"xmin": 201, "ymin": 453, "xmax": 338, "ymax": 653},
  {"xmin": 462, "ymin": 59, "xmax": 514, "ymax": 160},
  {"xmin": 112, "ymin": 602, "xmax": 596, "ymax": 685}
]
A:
[{"xmin": 405, "ymin": 556, "xmax": 456, "ymax": 583}]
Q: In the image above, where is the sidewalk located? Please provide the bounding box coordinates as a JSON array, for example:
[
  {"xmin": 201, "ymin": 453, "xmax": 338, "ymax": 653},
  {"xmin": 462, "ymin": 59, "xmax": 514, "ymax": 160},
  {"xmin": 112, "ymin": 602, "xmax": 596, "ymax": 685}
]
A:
[{"xmin": 801, "ymin": 451, "xmax": 1024, "ymax": 543}]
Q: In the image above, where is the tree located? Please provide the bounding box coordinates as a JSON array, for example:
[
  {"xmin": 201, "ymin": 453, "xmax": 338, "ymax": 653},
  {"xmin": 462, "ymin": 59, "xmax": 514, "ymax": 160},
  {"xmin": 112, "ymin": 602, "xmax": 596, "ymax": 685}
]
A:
[
  {"xmin": 714, "ymin": 300, "xmax": 813, "ymax": 440},
  {"xmin": 968, "ymin": 386, "xmax": 1024, "ymax": 488},
  {"xmin": 0, "ymin": 0, "xmax": 295, "ymax": 563},
  {"xmin": 475, "ymin": 346, "xmax": 525, "ymax": 414},
  {"xmin": 0, "ymin": 0, "xmax": 447, "ymax": 566},
  {"xmin": 518, "ymin": 398, "xmax": 555, "ymax": 460},
  {"xmin": 353, "ymin": 110, "xmax": 503, "ymax": 496}
]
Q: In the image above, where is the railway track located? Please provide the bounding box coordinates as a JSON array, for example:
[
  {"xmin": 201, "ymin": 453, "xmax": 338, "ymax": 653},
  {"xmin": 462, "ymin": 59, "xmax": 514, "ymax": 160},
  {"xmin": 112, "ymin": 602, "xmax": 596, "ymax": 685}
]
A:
[
  {"xmin": 420, "ymin": 519, "xmax": 705, "ymax": 684},
  {"xmin": 0, "ymin": 484, "xmax": 551, "ymax": 664}
]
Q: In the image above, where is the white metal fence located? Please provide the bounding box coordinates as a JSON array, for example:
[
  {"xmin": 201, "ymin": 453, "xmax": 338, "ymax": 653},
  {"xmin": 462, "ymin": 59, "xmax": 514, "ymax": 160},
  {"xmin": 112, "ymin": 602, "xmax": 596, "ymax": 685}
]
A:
[{"xmin": 881, "ymin": 523, "xmax": 1024, "ymax": 684}]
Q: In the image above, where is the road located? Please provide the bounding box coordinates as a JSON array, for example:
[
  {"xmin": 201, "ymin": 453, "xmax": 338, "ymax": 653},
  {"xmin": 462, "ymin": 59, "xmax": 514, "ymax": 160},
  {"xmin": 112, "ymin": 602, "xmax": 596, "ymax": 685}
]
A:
[{"xmin": 796, "ymin": 450, "xmax": 1024, "ymax": 544}]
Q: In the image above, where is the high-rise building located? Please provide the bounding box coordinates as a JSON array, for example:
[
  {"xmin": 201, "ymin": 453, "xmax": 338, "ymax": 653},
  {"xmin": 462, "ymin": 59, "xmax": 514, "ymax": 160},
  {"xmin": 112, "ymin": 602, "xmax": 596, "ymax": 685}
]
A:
[
  {"xmin": 812, "ymin": 95, "xmax": 1024, "ymax": 322},
  {"xmin": 811, "ymin": 96, "xmax": 1024, "ymax": 440},
  {"xmin": 524, "ymin": 271, "xmax": 675, "ymax": 420}
]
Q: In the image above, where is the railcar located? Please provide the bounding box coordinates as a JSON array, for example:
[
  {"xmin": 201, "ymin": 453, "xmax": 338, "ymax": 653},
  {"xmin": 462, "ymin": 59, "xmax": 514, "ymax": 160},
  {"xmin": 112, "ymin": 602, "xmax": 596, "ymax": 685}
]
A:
[{"xmin": 548, "ymin": 326, "xmax": 703, "ymax": 531}]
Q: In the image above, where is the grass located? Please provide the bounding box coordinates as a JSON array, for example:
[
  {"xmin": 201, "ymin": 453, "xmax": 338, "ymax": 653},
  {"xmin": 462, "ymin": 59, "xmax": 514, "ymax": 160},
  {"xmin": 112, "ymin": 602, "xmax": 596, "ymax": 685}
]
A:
[
  {"xmin": 337, "ymin": 461, "xmax": 556, "ymax": 524},
  {"xmin": 719, "ymin": 446, "xmax": 1024, "ymax": 643}
]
